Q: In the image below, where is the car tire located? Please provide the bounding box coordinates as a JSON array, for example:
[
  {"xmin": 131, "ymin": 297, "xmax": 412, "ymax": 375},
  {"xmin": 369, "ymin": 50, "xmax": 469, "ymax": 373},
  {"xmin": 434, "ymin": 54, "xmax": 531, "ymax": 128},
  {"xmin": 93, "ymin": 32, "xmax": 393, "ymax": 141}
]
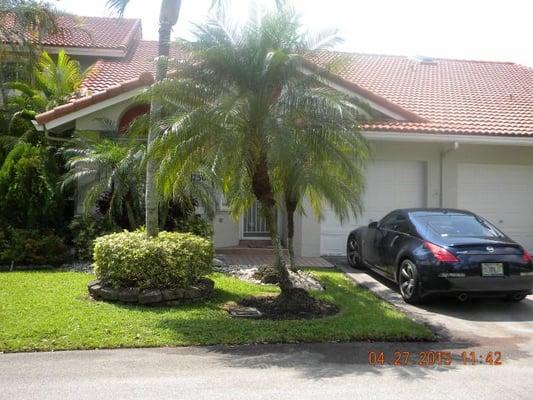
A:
[
  {"xmin": 346, "ymin": 236, "xmax": 364, "ymax": 269},
  {"xmin": 398, "ymin": 259, "xmax": 423, "ymax": 304},
  {"xmin": 503, "ymin": 293, "xmax": 528, "ymax": 303}
]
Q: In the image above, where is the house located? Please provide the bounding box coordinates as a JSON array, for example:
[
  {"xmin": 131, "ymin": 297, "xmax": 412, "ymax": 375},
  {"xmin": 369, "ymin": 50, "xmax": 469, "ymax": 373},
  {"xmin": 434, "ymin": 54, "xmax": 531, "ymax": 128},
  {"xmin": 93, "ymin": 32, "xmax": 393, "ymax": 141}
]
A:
[{"xmin": 26, "ymin": 16, "xmax": 533, "ymax": 257}]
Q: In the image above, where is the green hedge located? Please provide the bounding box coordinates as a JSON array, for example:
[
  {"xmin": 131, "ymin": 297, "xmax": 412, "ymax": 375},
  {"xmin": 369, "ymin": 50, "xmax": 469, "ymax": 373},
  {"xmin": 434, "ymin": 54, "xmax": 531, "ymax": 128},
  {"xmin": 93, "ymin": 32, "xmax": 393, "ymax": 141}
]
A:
[
  {"xmin": 0, "ymin": 229, "xmax": 69, "ymax": 266},
  {"xmin": 93, "ymin": 231, "xmax": 214, "ymax": 289}
]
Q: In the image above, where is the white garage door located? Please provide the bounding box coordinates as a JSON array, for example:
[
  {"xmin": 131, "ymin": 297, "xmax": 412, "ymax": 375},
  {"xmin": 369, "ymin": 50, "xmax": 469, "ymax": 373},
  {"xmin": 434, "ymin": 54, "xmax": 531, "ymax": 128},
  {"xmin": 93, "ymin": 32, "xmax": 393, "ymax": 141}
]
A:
[
  {"xmin": 320, "ymin": 160, "xmax": 427, "ymax": 255},
  {"xmin": 458, "ymin": 163, "xmax": 533, "ymax": 251}
]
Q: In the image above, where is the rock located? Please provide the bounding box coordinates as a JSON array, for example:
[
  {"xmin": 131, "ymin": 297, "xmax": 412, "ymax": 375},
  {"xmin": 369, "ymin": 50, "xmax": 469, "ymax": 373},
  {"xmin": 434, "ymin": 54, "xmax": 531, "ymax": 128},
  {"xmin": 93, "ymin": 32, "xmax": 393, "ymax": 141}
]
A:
[
  {"xmin": 163, "ymin": 300, "xmax": 183, "ymax": 307},
  {"xmin": 213, "ymin": 257, "xmax": 226, "ymax": 267},
  {"xmin": 87, "ymin": 279, "xmax": 101, "ymax": 289},
  {"xmin": 161, "ymin": 288, "xmax": 185, "ymax": 301},
  {"xmin": 118, "ymin": 287, "xmax": 140, "ymax": 302},
  {"xmin": 88, "ymin": 283, "xmax": 102, "ymax": 298},
  {"xmin": 183, "ymin": 287, "xmax": 202, "ymax": 299},
  {"xmin": 196, "ymin": 278, "xmax": 215, "ymax": 293},
  {"xmin": 253, "ymin": 265, "xmax": 280, "ymax": 284},
  {"xmin": 228, "ymin": 305, "xmax": 262, "ymax": 318},
  {"xmin": 138, "ymin": 289, "xmax": 163, "ymax": 305},
  {"xmin": 99, "ymin": 286, "xmax": 119, "ymax": 301}
]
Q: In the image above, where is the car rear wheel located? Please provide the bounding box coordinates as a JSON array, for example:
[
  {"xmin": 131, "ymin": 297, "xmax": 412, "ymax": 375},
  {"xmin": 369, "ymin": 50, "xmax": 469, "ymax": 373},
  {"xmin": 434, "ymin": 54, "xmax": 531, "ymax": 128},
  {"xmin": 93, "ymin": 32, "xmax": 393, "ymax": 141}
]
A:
[
  {"xmin": 398, "ymin": 259, "xmax": 422, "ymax": 304},
  {"xmin": 347, "ymin": 236, "xmax": 363, "ymax": 268}
]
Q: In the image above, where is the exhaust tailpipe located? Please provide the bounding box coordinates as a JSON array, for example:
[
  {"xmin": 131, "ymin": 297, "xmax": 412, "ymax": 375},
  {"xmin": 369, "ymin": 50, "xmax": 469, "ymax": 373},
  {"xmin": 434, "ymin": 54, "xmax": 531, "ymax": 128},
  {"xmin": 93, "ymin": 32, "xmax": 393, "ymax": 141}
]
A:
[{"xmin": 457, "ymin": 293, "xmax": 468, "ymax": 302}]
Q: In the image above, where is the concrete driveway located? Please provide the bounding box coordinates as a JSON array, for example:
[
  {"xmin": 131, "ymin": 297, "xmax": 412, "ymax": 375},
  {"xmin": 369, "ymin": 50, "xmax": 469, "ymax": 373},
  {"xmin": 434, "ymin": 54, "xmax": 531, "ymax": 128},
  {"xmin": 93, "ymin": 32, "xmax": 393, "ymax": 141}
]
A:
[{"xmin": 332, "ymin": 257, "xmax": 533, "ymax": 356}]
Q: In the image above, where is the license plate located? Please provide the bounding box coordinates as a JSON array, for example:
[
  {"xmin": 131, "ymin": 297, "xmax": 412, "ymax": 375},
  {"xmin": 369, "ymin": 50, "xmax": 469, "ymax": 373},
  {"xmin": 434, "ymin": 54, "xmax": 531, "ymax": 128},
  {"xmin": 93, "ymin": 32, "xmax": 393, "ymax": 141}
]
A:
[{"xmin": 481, "ymin": 263, "xmax": 504, "ymax": 277}]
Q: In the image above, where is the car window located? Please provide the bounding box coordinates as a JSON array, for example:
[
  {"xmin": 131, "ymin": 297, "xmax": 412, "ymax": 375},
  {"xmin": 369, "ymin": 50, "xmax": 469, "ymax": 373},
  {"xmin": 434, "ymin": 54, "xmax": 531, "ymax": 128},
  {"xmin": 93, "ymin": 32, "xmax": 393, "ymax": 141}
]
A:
[
  {"xmin": 410, "ymin": 213, "xmax": 503, "ymax": 238},
  {"xmin": 380, "ymin": 213, "xmax": 410, "ymax": 234}
]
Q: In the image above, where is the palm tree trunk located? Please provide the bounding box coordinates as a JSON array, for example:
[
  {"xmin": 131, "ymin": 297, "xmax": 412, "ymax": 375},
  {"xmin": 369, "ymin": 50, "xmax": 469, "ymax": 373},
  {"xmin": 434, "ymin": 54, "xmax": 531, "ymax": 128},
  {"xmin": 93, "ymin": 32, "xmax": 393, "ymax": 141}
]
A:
[
  {"xmin": 252, "ymin": 154, "xmax": 292, "ymax": 292},
  {"xmin": 285, "ymin": 197, "xmax": 297, "ymax": 271},
  {"xmin": 145, "ymin": 0, "xmax": 182, "ymax": 237}
]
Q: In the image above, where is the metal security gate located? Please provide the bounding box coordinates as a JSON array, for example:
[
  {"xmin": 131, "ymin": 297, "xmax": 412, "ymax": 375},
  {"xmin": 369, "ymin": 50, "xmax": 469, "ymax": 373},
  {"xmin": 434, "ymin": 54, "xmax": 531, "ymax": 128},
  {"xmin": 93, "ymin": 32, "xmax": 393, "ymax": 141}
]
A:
[{"xmin": 242, "ymin": 202, "xmax": 271, "ymax": 238}]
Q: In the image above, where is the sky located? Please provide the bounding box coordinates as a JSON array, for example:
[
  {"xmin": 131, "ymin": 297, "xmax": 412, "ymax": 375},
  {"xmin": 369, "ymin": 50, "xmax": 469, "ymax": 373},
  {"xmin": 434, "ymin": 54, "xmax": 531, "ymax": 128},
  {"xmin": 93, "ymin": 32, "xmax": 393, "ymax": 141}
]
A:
[{"xmin": 54, "ymin": 0, "xmax": 533, "ymax": 67}]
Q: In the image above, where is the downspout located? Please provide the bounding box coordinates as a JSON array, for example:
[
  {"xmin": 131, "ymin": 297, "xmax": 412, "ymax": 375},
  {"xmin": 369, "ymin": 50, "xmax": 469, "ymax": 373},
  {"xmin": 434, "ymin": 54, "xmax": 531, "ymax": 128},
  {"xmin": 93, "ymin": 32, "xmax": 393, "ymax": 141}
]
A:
[{"xmin": 439, "ymin": 141, "xmax": 459, "ymax": 207}]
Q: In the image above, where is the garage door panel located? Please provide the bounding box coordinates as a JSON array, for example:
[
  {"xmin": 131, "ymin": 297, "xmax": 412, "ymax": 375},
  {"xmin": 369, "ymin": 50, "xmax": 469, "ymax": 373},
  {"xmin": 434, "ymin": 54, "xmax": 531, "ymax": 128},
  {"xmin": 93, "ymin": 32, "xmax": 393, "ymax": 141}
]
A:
[
  {"xmin": 320, "ymin": 160, "xmax": 426, "ymax": 255},
  {"xmin": 458, "ymin": 163, "xmax": 533, "ymax": 251}
]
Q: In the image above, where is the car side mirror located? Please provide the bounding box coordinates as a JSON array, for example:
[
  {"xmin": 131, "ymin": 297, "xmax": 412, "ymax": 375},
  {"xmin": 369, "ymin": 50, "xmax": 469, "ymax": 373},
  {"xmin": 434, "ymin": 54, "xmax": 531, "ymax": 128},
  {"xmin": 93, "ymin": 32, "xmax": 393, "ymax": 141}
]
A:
[{"xmin": 368, "ymin": 221, "xmax": 378, "ymax": 229}]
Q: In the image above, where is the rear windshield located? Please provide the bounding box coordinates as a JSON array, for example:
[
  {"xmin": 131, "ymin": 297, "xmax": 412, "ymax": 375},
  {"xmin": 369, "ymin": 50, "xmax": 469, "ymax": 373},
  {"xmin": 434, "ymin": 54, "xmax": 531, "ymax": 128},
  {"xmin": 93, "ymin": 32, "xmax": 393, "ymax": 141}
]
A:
[{"xmin": 410, "ymin": 213, "xmax": 504, "ymax": 238}]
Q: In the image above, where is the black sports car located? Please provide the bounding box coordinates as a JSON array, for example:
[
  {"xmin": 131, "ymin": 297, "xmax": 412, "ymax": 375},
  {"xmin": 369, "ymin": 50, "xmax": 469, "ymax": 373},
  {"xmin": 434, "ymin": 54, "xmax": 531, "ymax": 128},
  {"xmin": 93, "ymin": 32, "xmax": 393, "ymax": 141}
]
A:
[{"xmin": 346, "ymin": 209, "xmax": 533, "ymax": 304}]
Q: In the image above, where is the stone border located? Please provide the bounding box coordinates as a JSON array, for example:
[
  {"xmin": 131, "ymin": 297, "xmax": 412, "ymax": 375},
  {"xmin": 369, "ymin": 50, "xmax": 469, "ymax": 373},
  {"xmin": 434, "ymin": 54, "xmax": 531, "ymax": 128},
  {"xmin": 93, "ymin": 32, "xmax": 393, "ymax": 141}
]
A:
[{"xmin": 87, "ymin": 278, "xmax": 215, "ymax": 306}]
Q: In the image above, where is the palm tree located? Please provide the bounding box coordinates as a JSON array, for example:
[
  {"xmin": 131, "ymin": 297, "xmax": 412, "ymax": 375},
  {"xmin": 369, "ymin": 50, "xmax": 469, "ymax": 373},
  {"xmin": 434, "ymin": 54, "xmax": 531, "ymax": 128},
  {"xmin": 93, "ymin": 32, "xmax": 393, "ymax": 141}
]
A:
[
  {"xmin": 148, "ymin": 5, "xmax": 366, "ymax": 299},
  {"xmin": 106, "ymin": 0, "xmax": 182, "ymax": 237},
  {"xmin": 0, "ymin": 0, "xmax": 58, "ymax": 104},
  {"xmin": 35, "ymin": 50, "xmax": 90, "ymax": 108},
  {"xmin": 275, "ymin": 137, "xmax": 368, "ymax": 270},
  {"xmin": 62, "ymin": 134, "xmax": 146, "ymax": 230}
]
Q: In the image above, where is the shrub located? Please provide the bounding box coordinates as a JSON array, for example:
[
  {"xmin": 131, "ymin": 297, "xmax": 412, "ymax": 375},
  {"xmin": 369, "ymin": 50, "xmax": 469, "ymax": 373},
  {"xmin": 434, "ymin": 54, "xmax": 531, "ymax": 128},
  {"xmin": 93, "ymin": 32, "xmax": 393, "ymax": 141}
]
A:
[
  {"xmin": 93, "ymin": 231, "xmax": 214, "ymax": 289},
  {"xmin": 0, "ymin": 228, "xmax": 69, "ymax": 266},
  {"xmin": 0, "ymin": 142, "xmax": 62, "ymax": 229},
  {"xmin": 68, "ymin": 215, "xmax": 118, "ymax": 261},
  {"xmin": 174, "ymin": 215, "xmax": 213, "ymax": 238}
]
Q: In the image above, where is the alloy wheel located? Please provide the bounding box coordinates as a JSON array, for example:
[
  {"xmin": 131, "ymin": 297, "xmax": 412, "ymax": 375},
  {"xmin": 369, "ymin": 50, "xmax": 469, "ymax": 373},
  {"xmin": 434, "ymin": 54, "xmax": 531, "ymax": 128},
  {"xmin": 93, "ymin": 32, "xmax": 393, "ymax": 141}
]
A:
[
  {"xmin": 399, "ymin": 260, "xmax": 416, "ymax": 299},
  {"xmin": 347, "ymin": 237, "xmax": 361, "ymax": 267}
]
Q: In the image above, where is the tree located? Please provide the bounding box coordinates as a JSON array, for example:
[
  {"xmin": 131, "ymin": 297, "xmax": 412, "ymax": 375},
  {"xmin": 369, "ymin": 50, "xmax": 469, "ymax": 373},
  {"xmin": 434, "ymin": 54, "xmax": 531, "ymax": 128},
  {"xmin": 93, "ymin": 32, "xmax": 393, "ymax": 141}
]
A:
[
  {"xmin": 62, "ymin": 130, "xmax": 217, "ymax": 231},
  {"xmin": 275, "ymin": 135, "xmax": 368, "ymax": 270},
  {"xmin": 34, "ymin": 49, "xmax": 89, "ymax": 108},
  {"xmin": 1, "ymin": 49, "xmax": 90, "ymax": 157},
  {"xmin": 62, "ymin": 134, "xmax": 146, "ymax": 230},
  {"xmin": 0, "ymin": 142, "xmax": 61, "ymax": 229},
  {"xmin": 148, "ymin": 5, "xmax": 367, "ymax": 301},
  {"xmin": 0, "ymin": 0, "xmax": 58, "ymax": 104},
  {"xmin": 106, "ymin": 0, "xmax": 183, "ymax": 237}
]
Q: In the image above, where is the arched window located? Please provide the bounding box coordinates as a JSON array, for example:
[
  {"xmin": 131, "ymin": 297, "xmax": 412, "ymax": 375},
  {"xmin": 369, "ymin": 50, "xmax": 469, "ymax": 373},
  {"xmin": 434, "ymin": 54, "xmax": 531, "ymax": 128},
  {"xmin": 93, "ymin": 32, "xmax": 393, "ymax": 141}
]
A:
[{"xmin": 118, "ymin": 104, "xmax": 150, "ymax": 133}]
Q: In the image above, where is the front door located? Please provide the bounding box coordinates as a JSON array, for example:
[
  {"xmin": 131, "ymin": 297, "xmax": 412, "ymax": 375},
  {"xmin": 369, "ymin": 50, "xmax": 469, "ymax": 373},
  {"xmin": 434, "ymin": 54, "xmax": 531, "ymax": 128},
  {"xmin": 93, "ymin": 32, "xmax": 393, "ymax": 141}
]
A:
[{"xmin": 242, "ymin": 201, "xmax": 271, "ymax": 239}]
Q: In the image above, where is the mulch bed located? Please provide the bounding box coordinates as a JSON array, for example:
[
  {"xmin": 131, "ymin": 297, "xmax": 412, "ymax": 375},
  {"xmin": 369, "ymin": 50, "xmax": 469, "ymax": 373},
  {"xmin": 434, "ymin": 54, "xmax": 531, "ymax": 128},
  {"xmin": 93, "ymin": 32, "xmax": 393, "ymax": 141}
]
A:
[{"xmin": 239, "ymin": 288, "xmax": 339, "ymax": 320}]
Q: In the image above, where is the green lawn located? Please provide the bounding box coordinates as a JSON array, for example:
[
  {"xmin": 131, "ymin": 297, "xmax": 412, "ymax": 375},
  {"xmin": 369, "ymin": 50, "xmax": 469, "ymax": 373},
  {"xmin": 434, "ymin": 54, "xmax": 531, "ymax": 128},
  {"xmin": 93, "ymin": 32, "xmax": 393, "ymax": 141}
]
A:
[{"xmin": 0, "ymin": 269, "xmax": 434, "ymax": 352}]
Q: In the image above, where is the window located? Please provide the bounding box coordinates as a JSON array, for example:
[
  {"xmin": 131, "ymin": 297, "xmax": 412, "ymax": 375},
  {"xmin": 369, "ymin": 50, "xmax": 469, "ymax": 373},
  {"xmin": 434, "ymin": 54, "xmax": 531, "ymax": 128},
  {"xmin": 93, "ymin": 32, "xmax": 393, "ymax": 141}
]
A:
[
  {"xmin": 410, "ymin": 213, "xmax": 503, "ymax": 238},
  {"xmin": 380, "ymin": 213, "xmax": 410, "ymax": 234}
]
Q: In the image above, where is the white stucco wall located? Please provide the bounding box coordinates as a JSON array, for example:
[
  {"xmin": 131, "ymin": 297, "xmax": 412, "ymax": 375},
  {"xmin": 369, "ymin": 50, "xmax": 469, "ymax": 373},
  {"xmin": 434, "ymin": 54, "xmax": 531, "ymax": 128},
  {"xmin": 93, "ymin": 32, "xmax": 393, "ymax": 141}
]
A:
[
  {"xmin": 297, "ymin": 139, "xmax": 533, "ymax": 257},
  {"xmin": 213, "ymin": 211, "xmax": 240, "ymax": 248},
  {"xmin": 75, "ymin": 99, "xmax": 136, "ymax": 131}
]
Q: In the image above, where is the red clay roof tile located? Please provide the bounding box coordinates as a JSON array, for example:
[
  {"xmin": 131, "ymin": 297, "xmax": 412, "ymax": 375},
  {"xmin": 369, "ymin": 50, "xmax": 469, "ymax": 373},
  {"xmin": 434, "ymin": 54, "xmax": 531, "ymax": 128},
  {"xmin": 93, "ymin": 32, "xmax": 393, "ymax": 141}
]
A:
[
  {"xmin": 2, "ymin": 14, "xmax": 141, "ymax": 50},
  {"xmin": 35, "ymin": 43, "xmax": 533, "ymax": 137},
  {"xmin": 308, "ymin": 50, "xmax": 533, "ymax": 136}
]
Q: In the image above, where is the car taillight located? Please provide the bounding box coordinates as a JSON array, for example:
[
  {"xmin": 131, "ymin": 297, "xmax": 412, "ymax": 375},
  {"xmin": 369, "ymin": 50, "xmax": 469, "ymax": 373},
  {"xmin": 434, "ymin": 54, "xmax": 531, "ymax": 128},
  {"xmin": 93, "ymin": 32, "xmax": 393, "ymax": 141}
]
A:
[
  {"xmin": 522, "ymin": 250, "xmax": 532, "ymax": 263},
  {"xmin": 424, "ymin": 241, "xmax": 459, "ymax": 263}
]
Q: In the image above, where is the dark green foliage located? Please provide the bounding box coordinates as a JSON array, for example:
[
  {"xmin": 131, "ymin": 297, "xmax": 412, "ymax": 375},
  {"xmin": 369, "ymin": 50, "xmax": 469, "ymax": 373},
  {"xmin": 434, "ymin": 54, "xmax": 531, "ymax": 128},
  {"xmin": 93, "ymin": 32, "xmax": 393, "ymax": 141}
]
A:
[
  {"xmin": 67, "ymin": 215, "xmax": 119, "ymax": 261},
  {"xmin": 0, "ymin": 142, "xmax": 62, "ymax": 229},
  {"xmin": 174, "ymin": 215, "xmax": 214, "ymax": 238},
  {"xmin": 0, "ymin": 228, "xmax": 68, "ymax": 266}
]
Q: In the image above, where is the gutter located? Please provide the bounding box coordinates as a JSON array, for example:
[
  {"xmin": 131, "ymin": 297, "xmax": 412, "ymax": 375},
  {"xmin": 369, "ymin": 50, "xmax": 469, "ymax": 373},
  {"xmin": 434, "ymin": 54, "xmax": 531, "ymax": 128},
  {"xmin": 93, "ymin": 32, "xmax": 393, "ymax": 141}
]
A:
[{"xmin": 363, "ymin": 131, "xmax": 533, "ymax": 146}]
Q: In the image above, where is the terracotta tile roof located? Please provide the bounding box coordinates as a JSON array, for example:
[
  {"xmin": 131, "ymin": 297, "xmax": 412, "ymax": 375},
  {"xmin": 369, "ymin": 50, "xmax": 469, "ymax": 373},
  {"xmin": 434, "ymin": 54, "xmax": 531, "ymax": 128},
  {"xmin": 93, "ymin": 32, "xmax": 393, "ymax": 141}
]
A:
[
  {"xmin": 308, "ymin": 50, "xmax": 533, "ymax": 136},
  {"xmin": 36, "ymin": 43, "xmax": 533, "ymax": 138},
  {"xmin": 35, "ymin": 41, "xmax": 187, "ymax": 125},
  {"xmin": 81, "ymin": 40, "xmax": 187, "ymax": 93},
  {"xmin": 1, "ymin": 14, "xmax": 141, "ymax": 51}
]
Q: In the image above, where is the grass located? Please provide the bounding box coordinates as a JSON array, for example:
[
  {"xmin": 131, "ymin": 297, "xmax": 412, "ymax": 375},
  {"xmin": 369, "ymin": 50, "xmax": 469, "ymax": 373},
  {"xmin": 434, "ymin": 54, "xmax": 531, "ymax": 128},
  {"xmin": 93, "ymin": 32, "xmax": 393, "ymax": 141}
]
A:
[{"xmin": 0, "ymin": 269, "xmax": 434, "ymax": 352}]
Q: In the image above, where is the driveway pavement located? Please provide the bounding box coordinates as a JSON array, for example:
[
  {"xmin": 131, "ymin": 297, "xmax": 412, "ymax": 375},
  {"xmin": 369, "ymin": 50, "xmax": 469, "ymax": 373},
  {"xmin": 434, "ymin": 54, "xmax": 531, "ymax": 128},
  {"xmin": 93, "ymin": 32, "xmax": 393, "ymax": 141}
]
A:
[
  {"xmin": 2, "ymin": 261, "xmax": 533, "ymax": 399},
  {"xmin": 332, "ymin": 257, "xmax": 533, "ymax": 356}
]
